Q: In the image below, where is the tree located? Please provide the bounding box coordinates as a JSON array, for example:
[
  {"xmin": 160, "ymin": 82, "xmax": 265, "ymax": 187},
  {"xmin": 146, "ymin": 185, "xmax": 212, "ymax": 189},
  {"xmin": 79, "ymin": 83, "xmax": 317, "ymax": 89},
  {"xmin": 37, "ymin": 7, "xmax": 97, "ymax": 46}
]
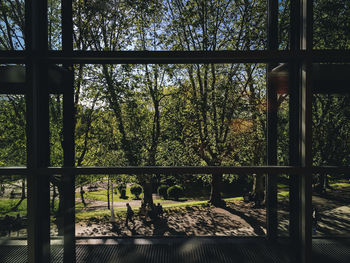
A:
[
  {"xmin": 312, "ymin": 0, "xmax": 350, "ymax": 187},
  {"xmin": 0, "ymin": 0, "xmax": 25, "ymax": 50},
  {"xmin": 0, "ymin": 95, "xmax": 27, "ymax": 211},
  {"xmin": 130, "ymin": 184, "xmax": 143, "ymax": 199},
  {"xmin": 162, "ymin": 0, "xmax": 267, "ymax": 206},
  {"xmin": 72, "ymin": 0, "xmax": 170, "ymax": 207},
  {"xmin": 71, "ymin": 0, "xmax": 271, "ymax": 207}
]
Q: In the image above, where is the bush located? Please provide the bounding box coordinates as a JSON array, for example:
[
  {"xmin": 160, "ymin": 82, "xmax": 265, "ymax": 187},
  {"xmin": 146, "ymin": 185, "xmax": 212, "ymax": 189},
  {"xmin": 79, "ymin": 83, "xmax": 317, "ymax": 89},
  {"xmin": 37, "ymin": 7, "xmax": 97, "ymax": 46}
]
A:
[
  {"xmin": 157, "ymin": 185, "xmax": 169, "ymax": 199},
  {"xmin": 130, "ymin": 184, "xmax": 143, "ymax": 199},
  {"xmin": 117, "ymin": 183, "xmax": 127, "ymax": 199},
  {"xmin": 120, "ymin": 189, "xmax": 127, "ymax": 199},
  {"xmin": 167, "ymin": 185, "xmax": 183, "ymax": 200}
]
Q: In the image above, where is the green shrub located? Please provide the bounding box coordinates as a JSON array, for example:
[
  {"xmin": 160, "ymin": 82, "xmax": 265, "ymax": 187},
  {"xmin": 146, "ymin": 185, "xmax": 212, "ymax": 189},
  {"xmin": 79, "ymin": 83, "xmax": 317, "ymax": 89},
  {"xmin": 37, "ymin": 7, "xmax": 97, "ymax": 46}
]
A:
[
  {"xmin": 157, "ymin": 185, "xmax": 169, "ymax": 199},
  {"xmin": 120, "ymin": 189, "xmax": 127, "ymax": 199},
  {"xmin": 117, "ymin": 183, "xmax": 127, "ymax": 199},
  {"xmin": 167, "ymin": 185, "xmax": 183, "ymax": 200},
  {"xmin": 130, "ymin": 184, "xmax": 143, "ymax": 199}
]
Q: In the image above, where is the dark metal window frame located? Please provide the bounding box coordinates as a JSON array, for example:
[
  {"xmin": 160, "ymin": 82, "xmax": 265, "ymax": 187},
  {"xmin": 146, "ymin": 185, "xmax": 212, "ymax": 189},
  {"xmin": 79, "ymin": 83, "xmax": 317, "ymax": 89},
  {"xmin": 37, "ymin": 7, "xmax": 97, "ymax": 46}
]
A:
[{"xmin": 1, "ymin": 1, "xmax": 350, "ymax": 263}]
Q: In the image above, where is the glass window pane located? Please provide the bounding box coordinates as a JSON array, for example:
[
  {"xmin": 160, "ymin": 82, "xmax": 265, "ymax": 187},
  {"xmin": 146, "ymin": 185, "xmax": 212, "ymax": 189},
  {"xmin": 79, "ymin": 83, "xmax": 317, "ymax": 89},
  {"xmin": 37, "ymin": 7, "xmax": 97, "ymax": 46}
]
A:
[
  {"xmin": 314, "ymin": 0, "xmax": 350, "ymax": 50},
  {"xmin": 278, "ymin": 0, "xmax": 290, "ymax": 50},
  {"xmin": 74, "ymin": 174, "xmax": 266, "ymax": 237},
  {"xmin": 277, "ymin": 174, "xmax": 289, "ymax": 237},
  {"xmin": 48, "ymin": 0, "xmax": 62, "ymax": 50},
  {"xmin": 0, "ymin": 175, "xmax": 27, "ymax": 253},
  {"xmin": 73, "ymin": 0, "xmax": 267, "ymax": 51},
  {"xmin": 312, "ymin": 173, "xmax": 350, "ymax": 237},
  {"xmin": 73, "ymin": 63, "xmax": 267, "ymax": 167},
  {"xmin": 0, "ymin": 0, "xmax": 25, "ymax": 50},
  {"xmin": 312, "ymin": 64, "xmax": 350, "ymax": 166},
  {"xmin": 50, "ymin": 94, "xmax": 63, "ymax": 167},
  {"xmin": 312, "ymin": 63, "xmax": 350, "ymax": 237},
  {"xmin": 0, "ymin": 94, "xmax": 26, "ymax": 167}
]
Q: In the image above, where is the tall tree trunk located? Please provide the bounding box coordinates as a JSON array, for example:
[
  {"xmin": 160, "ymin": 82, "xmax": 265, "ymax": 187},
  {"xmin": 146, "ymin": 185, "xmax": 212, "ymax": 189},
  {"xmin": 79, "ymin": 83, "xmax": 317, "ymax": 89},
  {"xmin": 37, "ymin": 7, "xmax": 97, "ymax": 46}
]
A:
[
  {"xmin": 10, "ymin": 178, "xmax": 27, "ymax": 212},
  {"xmin": 142, "ymin": 177, "xmax": 154, "ymax": 207},
  {"xmin": 209, "ymin": 173, "xmax": 225, "ymax": 207},
  {"xmin": 56, "ymin": 182, "xmax": 64, "ymax": 236},
  {"xmin": 246, "ymin": 65, "xmax": 265, "ymax": 206},
  {"xmin": 10, "ymin": 193, "xmax": 26, "ymax": 212},
  {"xmin": 107, "ymin": 176, "xmax": 110, "ymax": 210},
  {"xmin": 110, "ymin": 180, "xmax": 115, "ymax": 222},
  {"xmin": 51, "ymin": 184, "xmax": 57, "ymax": 212},
  {"xmin": 21, "ymin": 178, "xmax": 25, "ymax": 199},
  {"xmin": 80, "ymin": 185, "xmax": 86, "ymax": 208},
  {"xmin": 251, "ymin": 174, "xmax": 265, "ymax": 206}
]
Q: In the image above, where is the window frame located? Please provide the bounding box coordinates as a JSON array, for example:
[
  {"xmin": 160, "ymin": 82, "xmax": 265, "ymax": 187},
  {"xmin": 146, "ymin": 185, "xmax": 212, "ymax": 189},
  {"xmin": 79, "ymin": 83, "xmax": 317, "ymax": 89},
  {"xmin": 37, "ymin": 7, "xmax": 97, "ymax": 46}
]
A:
[{"xmin": 1, "ymin": 1, "xmax": 350, "ymax": 263}]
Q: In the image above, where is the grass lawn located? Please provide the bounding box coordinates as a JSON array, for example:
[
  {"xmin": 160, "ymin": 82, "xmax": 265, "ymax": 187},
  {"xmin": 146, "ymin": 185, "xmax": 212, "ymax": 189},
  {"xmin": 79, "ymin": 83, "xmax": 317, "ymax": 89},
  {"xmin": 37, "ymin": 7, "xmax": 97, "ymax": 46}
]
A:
[
  {"xmin": 0, "ymin": 198, "xmax": 27, "ymax": 217},
  {"xmin": 76, "ymin": 188, "xmax": 135, "ymax": 202},
  {"xmin": 329, "ymin": 182, "xmax": 350, "ymax": 189},
  {"xmin": 75, "ymin": 197, "xmax": 244, "ymax": 222},
  {"xmin": 277, "ymin": 183, "xmax": 288, "ymax": 189},
  {"xmin": 278, "ymin": 191, "xmax": 289, "ymax": 199},
  {"xmin": 77, "ymin": 188, "xmax": 207, "ymax": 204}
]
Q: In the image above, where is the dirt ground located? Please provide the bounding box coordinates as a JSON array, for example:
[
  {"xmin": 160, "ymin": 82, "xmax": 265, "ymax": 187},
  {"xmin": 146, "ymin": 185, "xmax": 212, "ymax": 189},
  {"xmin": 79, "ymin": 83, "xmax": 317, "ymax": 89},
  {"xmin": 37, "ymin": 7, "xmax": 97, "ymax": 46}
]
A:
[
  {"xmin": 75, "ymin": 201, "xmax": 266, "ymax": 237},
  {"xmin": 277, "ymin": 186, "xmax": 350, "ymax": 236},
  {"xmin": 75, "ymin": 186, "xmax": 350, "ymax": 237},
  {"xmin": 2, "ymin": 186, "xmax": 350, "ymax": 238}
]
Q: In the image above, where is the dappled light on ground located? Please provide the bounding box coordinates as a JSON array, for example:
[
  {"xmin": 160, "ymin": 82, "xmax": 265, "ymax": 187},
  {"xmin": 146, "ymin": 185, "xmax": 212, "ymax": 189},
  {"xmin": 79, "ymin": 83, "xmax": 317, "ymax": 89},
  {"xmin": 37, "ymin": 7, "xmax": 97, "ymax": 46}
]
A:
[{"xmin": 74, "ymin": 201, "xmax": 266, "ymax": 237}]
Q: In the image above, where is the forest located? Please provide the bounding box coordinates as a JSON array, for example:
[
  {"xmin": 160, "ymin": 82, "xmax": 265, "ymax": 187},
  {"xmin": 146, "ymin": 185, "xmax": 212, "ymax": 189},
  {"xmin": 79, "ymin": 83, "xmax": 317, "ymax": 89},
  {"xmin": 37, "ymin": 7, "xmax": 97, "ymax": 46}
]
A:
[{"xmin": 0, "ymin": 0, "xmax": 350, "ymax": 237}]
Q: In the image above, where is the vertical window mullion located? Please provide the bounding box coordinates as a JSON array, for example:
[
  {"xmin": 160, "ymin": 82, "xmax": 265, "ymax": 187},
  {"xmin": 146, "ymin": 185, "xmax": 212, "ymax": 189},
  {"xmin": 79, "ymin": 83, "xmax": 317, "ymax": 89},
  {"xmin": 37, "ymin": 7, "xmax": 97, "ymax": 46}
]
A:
[
  {"xmin": 299, "ymin": 0, "xmax": 313, "ymax": 263},
  {"xmin": 26, "ymin": 0, "xmax": 50, "ymax": 263},
  {"xmin": 62, "ymin": 1, "xmax": 75, "ymax": 262},
  {"xmin": 266, "ymin": 0, "xmax": 278, "ymax": 241}
]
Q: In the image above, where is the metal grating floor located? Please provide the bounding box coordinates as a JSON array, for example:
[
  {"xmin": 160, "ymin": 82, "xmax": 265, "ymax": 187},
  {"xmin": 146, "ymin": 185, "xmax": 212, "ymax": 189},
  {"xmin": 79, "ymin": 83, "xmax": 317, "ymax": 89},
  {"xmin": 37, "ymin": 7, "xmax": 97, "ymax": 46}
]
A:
[{"xmin": 0, "ymin": 238, "xmax": 349, "ymax": 263}]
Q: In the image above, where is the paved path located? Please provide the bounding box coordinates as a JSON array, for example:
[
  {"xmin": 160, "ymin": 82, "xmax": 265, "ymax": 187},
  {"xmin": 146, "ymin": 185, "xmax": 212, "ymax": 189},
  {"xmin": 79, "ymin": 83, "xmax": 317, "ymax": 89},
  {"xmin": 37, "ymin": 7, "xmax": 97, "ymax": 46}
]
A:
[
  {"xmin": 77, "ymin": 194, "xmax": 183, "ymax": 211},
  {"xmin": 278, "ymin": 205, "xmax": 350, "ymax": 236}
]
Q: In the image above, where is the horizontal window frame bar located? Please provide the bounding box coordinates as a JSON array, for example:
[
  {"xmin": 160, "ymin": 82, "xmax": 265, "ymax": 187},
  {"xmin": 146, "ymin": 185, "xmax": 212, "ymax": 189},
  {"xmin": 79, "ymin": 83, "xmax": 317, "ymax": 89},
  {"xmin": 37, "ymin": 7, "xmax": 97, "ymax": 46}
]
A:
[
  {"xmin": 1, "ymin": 50, "xmax": 350, "ymax": 64},
  {"xmin": 46, "ymin": 50, "xmax": 294, "ymax": 64},
  {"xmin": 0, "ymin": 85, "xmax": 26, "ymax": 94},
  {"xmin": 1, "ymin": 166, "xmax": 350, "ymax": 176},
  {"xmin": 0, "ymin": 58, "xmax": 26, "ymax": 63}
]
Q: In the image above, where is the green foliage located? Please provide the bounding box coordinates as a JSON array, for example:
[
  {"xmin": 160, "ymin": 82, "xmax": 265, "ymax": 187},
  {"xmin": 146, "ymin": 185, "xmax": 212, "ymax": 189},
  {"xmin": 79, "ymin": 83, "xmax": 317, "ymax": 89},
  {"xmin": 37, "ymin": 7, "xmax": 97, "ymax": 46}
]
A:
[
  {"xmin": 0, "ymin": 199, "xmax": 27, "ymax": 218},
  {"xmin": 157, "ymin": 185, "xmax": 169, "ymax": 199},
  {"xmin": 120, "ymin": 189, "xmax": 126, "ymax": 199},
  {"xmin": 49, "ymin": 95, "xmax": 64, "ymax": 166},
  {"xmin": 313, "ymin": 0, "xmax": 350, "ymax": 49},
  {"xmin": 0, "ymin": 95, "xmax": 26, "ymax": 166},
  {"xmin": 130, "ymin": 184, "xmax": 143, "ymax": 199},
  {"xmin": 2, "ymin": 0, "xmax": 350, "ymax": 214},
  {"xmin": 76, "ymin": 188, "xmax": 134, "ymax": 202},
  {"xmin": 312, "ymin": 94, "xmax": 350, "ymax": 166},
  {"xmin": 0, "ymin": 0, "xmax": 25, "ymax": 50},
  {"xmin": 117, "ymin": 182, "xmax": 126, "ymax": 192},
  {"xmin": 167, "ymin": 185, "xmax": 183, "ymax": 201}
]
